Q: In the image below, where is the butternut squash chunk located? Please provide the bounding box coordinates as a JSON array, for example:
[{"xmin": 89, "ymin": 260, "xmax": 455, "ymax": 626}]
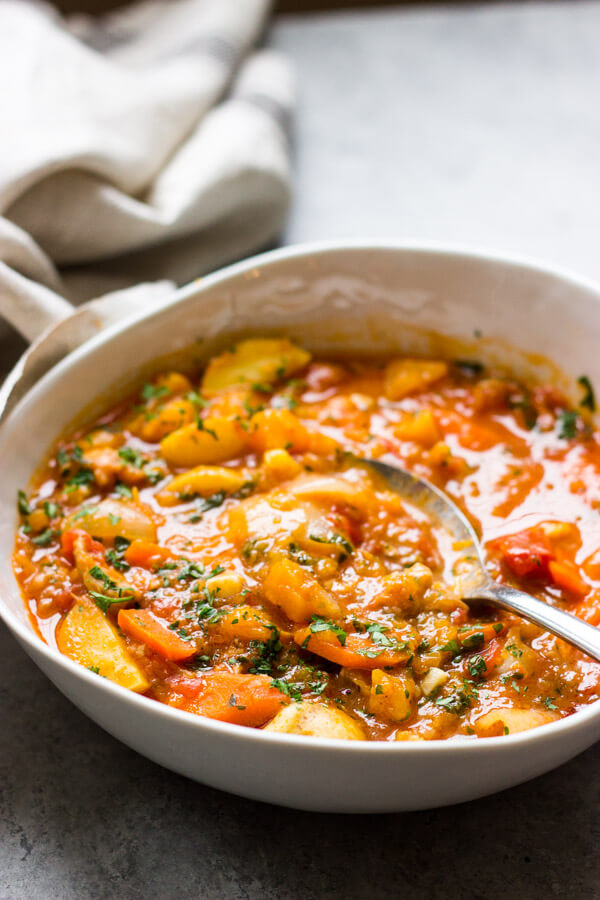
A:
[
  {"xmin": 57, "ymin": 597, "xmax": 149, "ymax": 692},
  {"xmin": 202, "ymin": 338, "xmax": 310, "ymax": 394},
  {"xmin": 160, "ymin": 418, "xmax": 248, "ymax": 467}
]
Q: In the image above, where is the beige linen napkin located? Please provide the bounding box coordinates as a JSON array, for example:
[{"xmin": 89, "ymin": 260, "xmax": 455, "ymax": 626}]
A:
[{"xmin": 0, "ymin": 0, "xmax": 294, "ymax": 340}]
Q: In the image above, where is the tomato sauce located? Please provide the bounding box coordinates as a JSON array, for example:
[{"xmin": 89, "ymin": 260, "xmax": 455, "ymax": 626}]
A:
[{"xmin": 12, "ymin": 340, "xmax": 600, "ymax": 741}]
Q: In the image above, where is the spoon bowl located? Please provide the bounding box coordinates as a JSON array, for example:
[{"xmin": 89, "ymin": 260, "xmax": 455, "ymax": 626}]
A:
[{"xmin": 363, "ymin": 457, "xmax": 600, "ymax": 663}]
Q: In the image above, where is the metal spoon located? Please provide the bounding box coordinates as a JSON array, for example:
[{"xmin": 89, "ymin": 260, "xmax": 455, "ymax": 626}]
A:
[{"xmin": 360, "ymin": 457, "xmax": 600, "ymax": 662}]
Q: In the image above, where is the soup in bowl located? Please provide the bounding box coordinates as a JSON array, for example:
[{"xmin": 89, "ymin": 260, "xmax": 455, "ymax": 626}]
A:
[{"xmin": 1, "ymin": 244, "xmax": 600, "ymax": 810}]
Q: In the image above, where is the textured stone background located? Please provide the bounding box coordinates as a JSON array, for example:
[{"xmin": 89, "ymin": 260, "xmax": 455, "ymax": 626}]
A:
[{"xmin": 2, "ymin": 4, "xmax": 600, "ymax": 897}]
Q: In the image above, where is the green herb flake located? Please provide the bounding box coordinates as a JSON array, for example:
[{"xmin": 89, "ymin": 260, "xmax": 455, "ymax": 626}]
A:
[
  {"xmin": 309, "ymin": 616, "xmax": 347, "ymax": 646},
  {"xmin": 468, "ymin": 655, "xmax": 487, "ymax": 679},
  {"xmin": 141, "ymin": 382, "xmax": 170, "ymax": 402},
  {"xmin": 31, "ymin": 528, "xmax": 59, "ymax": 547},
  {"xmin": 118, "ymin": 446, "xmax": 145, "ymax": 468},
  {"xmin": 578, "ymin": 375, "xmax": 596, "ymax": 412},
  {"xmin": 557, "ymin": 409, "xmax": 579, "ymax": 440},
  {"xmin": 309, "ymin": 531, "xmax": 354, "ymax": 560},
  {"xmin": 18, "ymin": 490, "xmax": 32, "ymax": 516}
]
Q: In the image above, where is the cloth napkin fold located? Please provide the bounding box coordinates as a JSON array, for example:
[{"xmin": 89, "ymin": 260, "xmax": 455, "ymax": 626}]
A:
[{"xmin": 0, "ymin": 0, "xmax": 293, "ymax": 339}]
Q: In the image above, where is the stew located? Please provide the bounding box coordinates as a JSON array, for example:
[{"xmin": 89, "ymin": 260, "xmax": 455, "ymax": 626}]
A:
[{"xmin": 13, "ymin": 339, "xmax": 600, "ymax": 741}]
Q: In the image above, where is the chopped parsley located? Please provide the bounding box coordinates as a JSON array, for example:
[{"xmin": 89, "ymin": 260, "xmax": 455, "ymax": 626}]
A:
[
  {"xmin": 31, "ymin": 528, "xmax": 59, "ymax": 547},
  {"xmin": 288, "ymin": 542, "xmax": 315, "ymax": 566},
  {"xmin": 65, "ymin": 468, "xmax": 94, "ymax": 492},
  {"xmin": 105, "ymin": 536, "xmax": 131, "ymax": 572},
  {"xmin": 196, "ymin": 418, "xmax": 218, "ymax": 440},
  {"xmin": 578, "ymin": 375, "xmax": 596, "ymax": 412},
  {"xmin": 189, "ymin": 491, "xmax": 226, "ymax": 522},
  {"xmin": 245, "ymin": 627, "xmax": 282, "ymax": 675},
  {"xmin": 439, "ymin": 638, "xmax": 460, "ymax": 656},
  {"xmin": 118, "ymin": 446, "xmax": 144, "ymax": 468},
  {"xmin": 17, "ymin": 490, "xmax": 32, "ymax": 516},
  {"xmin": 467, "ymin": 655, "xmax": 487, "ymax": 679},
  {"xmin": 308, "ymin": 531, "xmax": 354, "ymax": 561},
  {"xmin": 87, "ymin": 565, "xmax": 134, "ymax": 612},
  {"xmin": 307, "ymin": 616, "xmax": 347, "ymax": 647},
  {"xmin": 141, "ymin": 382, "xmax": 169, "ymax": 402},
  {"xmin": 509, "ymin": 392, "xmax": 538, "ymax": 430},
  {"xmin": 43, "ymin": 501, "xmax": 61, "ymax": 520},
  {"xmin": 557, "ymin": 409, "xmax": 578, "ymax": 440}
]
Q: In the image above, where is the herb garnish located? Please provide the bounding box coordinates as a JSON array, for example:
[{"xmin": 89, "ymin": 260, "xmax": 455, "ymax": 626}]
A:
[
  {"xmin": 578, "ymin": 375, "xmax": 596, "ymax": 412},
  {"xmin": 141, "ymin": 382, "xmax": 169, "ymax": 402},
  {"xmin": 17, "ymin": 490, "xmax": 32, "ymax": 516},
  {"xmin": 307, "ymin": 616, "xmax": 347, "ymax": 646},
  {"xmin": 189, "ymin": 491, "xmax": 226, "ymax": 523},
  {"xmin": 32, "ymin": 528, "xmax": 59, "ymax": 547},
  {"xmin": 118, "ymin": 446, "xmax": 144, "ymax": 468},
  {"xmin": 557, "ymin": 409, "xmax": 578, "ymax": 440},
  {"xmin": 105, "ymin": 536, "xmax": 131, "ymax": 572},
  {"xmin": 308, "ymin": 532, "xmax": 354, "ymax": 561}
]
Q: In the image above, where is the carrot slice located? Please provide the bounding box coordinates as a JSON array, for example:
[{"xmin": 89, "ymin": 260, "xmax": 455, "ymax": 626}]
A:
[
  {"xmin": 549, "ymin": 560, "xmax": 590, "ymax": 597},
  {"xmin": 171, "ymin": 671, "xmax": 289, "ymax": 726},
  {"xmin": 124, "ymin": 540, "xmax": 171, "ymax": 569},
  {"xmin": 294, "ymin": 627, "xmax": 410, "ymax": 669},
  {"xmin": 458, "ymin": 622, "xmax": 506, "ymax": 648},
  {"xmin": 118, "ymin": 608, "xmax": 196, "ymax": 661}
]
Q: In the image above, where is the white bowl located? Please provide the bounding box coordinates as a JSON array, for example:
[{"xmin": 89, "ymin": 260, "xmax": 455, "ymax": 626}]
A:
[{"xmin": 1, "ymin": 242, "xmax": 599, "ymax": 812}]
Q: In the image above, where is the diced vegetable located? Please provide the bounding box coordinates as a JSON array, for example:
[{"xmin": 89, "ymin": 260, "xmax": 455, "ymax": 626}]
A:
[
  {"xmin": 419, "ymin": 667, "xmax": 448, "ymax": 697},
  {"xmin": 263, "ymin": 558, "xmax": 340, "ymax": 622},
  {"xmin": 497, "ymin": 527, "xmax": 554, "ymax": 578},
  {"xmin": 124, "ymin": 540, "xmax": 172, "ymax": 569},
  {"xmin": 548, "ymin": 560, "xmax": 590, "ymax": 596},
  {"xmin": 263, "ymin": 701, "xmax": 365, "ymax": 739},
  {"xmin": 368, "ymin": 563, "xmax": 433, "ymax": 612},
  {"xmin": 394, "ymin": 409, "xmax": 441, "ymax": 447},
  {"xmin": 57, "ymin": 597, "xmax": 149, "ymax": 692},
  {"xmin": 384, "ymin": 359, "xmax": 448, "ymax": 400},
  {"xmin": 473, "ymin": 707, "xmax": 558, "ymax": 737},
  {"xmin": 368, "ymin": 669, "xmax": 417, "ymax": 723},
  {"xmin": 118, "ymin": 608, "xmax": 197, "ymax": 661},
  {"xmin": 204, "ymin": 570, "xmax": 244, "ymax": 598},
  {"xmin": 249, "ymin": 408, "xmax": 336, "ymax": 456},
  {"xmin": 202, "ymin": 338, "xmax": 310, "ymax": 394},
  {"xmin": 289, "ymin": 472, "xmax": 371, "ymax": 513},
  {"xmin": 172, "ymin": 671, "xmax": 290, "ymax": 726},
  {"xmin": 294, "ymin": 626, "xmax": 411, "ymax": 669},
  {"xmin": 133, "ymin": 397, "xmax": 196, "ymax": 443},
  {"xmin": 159, "ymin": 465, "xmax": 248, "ymax": 504},
  {"xmin": 160, "ymin": 418, "xmax": 248, "ymax": 467},
  {"xmin": 261, "ymin": 448, "xmax": 303, "ymax": 484},
  {"xmin": 64, "ymin": 499, "xmax": 157, "ymax": 543},
  {"xmin": 61, "ymin": 528, "xmax": 104, "ymax": 560},
  {"xmin": 210, "ymin": 607, "xmax": 277, "ymax": 643}
]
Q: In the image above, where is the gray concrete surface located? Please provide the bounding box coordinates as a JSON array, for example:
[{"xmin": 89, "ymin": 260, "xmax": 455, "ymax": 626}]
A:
[{"xmin": 2, "ymin": 3, "xmax": 600, "ymax": 897}]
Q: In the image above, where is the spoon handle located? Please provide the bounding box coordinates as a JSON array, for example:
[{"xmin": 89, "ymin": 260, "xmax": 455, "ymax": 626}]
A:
[{"xmin": 473, "ymin": 582, "xmax": 600, "ymax": 662}]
